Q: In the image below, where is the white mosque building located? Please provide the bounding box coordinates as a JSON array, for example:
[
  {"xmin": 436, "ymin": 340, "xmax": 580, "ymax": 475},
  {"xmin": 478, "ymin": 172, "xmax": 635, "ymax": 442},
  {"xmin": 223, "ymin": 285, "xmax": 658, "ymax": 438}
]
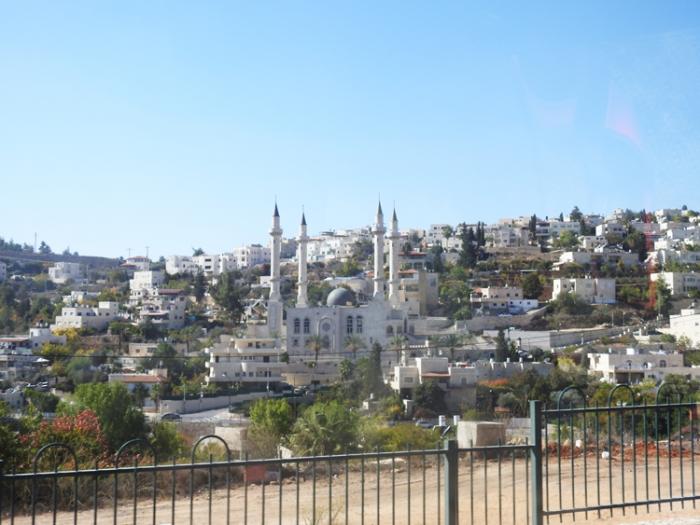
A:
[{"xmin": 265, "ymin": 202, "xmax": 436, "ymax": 357}]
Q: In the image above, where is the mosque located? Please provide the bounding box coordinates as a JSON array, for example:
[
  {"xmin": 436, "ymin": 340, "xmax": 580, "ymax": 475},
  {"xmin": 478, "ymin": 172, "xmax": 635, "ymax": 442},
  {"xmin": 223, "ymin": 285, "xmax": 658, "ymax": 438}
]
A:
[{"xmin": 265, "ymin": 202, "xmax": 441, "ymax": 357}]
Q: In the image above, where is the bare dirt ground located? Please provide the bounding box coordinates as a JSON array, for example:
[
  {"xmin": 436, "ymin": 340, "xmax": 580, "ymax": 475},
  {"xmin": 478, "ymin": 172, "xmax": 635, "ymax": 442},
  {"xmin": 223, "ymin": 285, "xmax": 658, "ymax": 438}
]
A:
[{"xmin": 11, "ymin": 453, "xmax": 700, "ymax": 525}]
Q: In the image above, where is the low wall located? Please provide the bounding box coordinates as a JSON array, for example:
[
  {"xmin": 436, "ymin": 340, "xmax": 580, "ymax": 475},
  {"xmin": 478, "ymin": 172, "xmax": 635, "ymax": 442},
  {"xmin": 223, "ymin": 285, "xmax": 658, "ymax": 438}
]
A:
[{"xmin": 159, "ymin": 392, "xmax": 271, "ymax": 414}]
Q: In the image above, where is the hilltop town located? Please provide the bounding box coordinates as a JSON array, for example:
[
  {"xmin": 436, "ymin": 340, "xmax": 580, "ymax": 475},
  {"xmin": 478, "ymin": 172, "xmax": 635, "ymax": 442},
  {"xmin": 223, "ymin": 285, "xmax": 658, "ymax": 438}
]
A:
[{"xmin": 2, "ymin": 203, "xmax": 700, "ymax": 461}]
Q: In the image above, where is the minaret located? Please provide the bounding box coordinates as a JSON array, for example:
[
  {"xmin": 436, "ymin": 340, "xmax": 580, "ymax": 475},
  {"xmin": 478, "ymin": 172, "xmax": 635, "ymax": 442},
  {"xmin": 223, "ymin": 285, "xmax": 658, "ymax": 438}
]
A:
[
  {"xmin": 296, "ymin": 211, "xmax": 309, "ymax": 308},
  {"xmin": 268, "ymin": 203, "xmax": 283, "ymax": 334},
  {"xmin": 388, "ymin": 208, "xmax": 400, "ymax": 307},
  {"xmin": 373, "ymin": 201, "xmax": 386, "ymax": 299}
]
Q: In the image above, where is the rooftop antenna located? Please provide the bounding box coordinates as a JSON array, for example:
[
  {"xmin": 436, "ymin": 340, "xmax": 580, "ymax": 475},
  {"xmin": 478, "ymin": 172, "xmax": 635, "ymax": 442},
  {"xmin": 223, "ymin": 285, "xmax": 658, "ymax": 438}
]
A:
[
  {"xmin": 127, "ymin": 248, "xmax": 131, "ymax": 258},
  {"xmin": 146, "ymin": 246, "xmax": 150, "ymax": 259}
]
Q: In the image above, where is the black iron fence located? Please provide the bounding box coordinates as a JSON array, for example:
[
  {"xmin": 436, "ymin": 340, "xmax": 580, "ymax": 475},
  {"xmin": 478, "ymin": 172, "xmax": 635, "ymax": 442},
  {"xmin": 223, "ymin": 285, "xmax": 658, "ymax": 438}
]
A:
[{"xmin": 2, "ymin": 385, "xmax": 700, "ymax": 524}]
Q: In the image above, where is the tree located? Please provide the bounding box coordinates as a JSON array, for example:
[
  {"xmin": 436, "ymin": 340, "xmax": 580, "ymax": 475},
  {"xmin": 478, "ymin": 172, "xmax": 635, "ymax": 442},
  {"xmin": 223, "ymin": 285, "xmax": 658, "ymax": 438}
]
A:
[
  {"xmin": 193, "ymin": 272, "xmax": 207, "ymax": 303},
  {"xmin": 212, "ymin": 271, "xmax": 248, "ymax": 324},
  {"xmin": 192, "ymin": 247, "xmax": 205, "ymax": 256},
  {"xmin": 344, "ymin": 335, "xmax": 366, "ymax": 360},
  {"xmin": 569, "ymin": 206, "xmax": 583, "ymax": 222},
  {"xmin": 528, "ymin": 215, "xmax": 538, "ymax": 242},
  {"xmin": 458, "ymin": 224, "xmax": 477, "ymax": 268},
  {"xmin": 521, "ymin": 273, "xmax": 544, "ymax": 300},
  {"xmin": 654, "ymin": 277, "xmax": 672, "ymax": 317},
  {"xmin": 73, "ymin": 382, "xmax": 146, "ymax": 450},
  {"xmin": 289, "ymin": 401, "xmax": 359, "ymax": 455},
  {"xmin": 495, "ymin": 329, "xmax": 510, "ymax": 362},
  {"xmin": 38, "ymin": 241, "xmax": 52, "ymax": 254},
  {"xmin": 413, "ymin": 380, "xmax": 447, "ymax": 414},
  {"xmin": 338, "ymin": 358, "xmax": 355, "ymax": 381},
  {"xmin": 250, "ymin": 398, "xmax": 294, "ymax": 437},
  {"xmin": 554, "ymin": 230, "xmax": 579, "ymax": 249},
  {"xmin": 441, "ymin": 225, "xmax": 454, "ymax": 249},
  {"xmin": 307, "ymin": 334, "xmax": 324, "ymax": 365},
  {"xmin": 439, "ymin": 334, "xmax": 462, "ymax": 362}
]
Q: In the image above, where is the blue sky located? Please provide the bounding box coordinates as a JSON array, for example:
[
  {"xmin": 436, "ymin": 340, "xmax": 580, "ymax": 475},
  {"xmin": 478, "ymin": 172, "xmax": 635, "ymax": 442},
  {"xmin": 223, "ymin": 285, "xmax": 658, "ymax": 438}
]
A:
[{"xmin": 2, "ymin": 1, "xmax": 700, "ymax": 257}]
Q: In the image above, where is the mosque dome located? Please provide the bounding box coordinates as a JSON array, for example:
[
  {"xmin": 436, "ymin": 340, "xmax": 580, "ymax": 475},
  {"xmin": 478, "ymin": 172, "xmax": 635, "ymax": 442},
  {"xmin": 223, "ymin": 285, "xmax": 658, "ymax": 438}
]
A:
[{"xmin": 326, "ymin": 287, "xmax": 354, "ymax": 307}]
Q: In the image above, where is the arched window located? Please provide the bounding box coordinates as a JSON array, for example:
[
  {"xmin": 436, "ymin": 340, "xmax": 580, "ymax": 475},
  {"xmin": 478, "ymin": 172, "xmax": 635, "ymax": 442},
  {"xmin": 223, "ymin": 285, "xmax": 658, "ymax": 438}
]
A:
[
  {"xmin": 659, "ymin": 360, "xmax": 667, "ymax": 368},
  {"xmin": 322, "ymin": 335, "xmax": 330, "ymax": 348},
  {"xmin": 387, "ymin": 326, "xmax": 394, "ymax": 336},
  {"xmin": 346, "ymin": 316, "xmax": 353, "ymax": 334},
  {"xmin": 294, "ymin": 318, "xmax": 300, "ymax": 334},
  {"xmin": 303, "ymin": 318, "xmax": 310, "ymax": 334},
  {"xmin": 356, "ymin": 316, "xmax": 363, "ymax": 334}
]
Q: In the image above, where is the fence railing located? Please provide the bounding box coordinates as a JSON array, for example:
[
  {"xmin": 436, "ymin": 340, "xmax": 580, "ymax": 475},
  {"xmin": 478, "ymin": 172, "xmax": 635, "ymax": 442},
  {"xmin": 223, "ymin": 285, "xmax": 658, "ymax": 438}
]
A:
[
  {"xmin": 541, "ymin": 384, "xmax": 700, "ymax": 522},
  {"xmin": 2, "ymin": 384, "xmax": 700, "ymax": 524}
]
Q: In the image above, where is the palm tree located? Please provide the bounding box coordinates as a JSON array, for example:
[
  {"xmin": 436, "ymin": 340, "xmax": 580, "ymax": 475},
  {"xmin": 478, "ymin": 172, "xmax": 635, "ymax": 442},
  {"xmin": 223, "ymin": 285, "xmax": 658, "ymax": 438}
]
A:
[
  {"xmin": 440, "ymin": 334, "xmax": 463, "ymax": 362},
  {"xmin": 389, "ymin": 335, "xmax": 407, "ymax": 365},
  {"xmin": 344, "ymin": 335, "xmax": 366, "ymax": 360},
  {"xmin": 441, "ymin": 225, "xmax": 455, "ymax": 250},
  {"xmin": 307, "ymin": 335, "xmax": 324, "ymax": 365}
]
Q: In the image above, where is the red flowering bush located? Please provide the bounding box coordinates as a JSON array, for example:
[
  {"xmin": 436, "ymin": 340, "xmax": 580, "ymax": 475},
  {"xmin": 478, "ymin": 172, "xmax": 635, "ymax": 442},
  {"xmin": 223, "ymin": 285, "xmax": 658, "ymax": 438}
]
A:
[{"xmin": 19, "ymin": 409, "xmax": 110, "ymax": 470}]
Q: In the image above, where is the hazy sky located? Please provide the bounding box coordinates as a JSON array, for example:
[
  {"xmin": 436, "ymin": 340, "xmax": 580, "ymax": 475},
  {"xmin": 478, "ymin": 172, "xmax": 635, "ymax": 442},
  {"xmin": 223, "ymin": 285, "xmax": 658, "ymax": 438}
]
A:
[{"xmin": 2, "ymin": 1, "xmax": 700, "ymax": 257}]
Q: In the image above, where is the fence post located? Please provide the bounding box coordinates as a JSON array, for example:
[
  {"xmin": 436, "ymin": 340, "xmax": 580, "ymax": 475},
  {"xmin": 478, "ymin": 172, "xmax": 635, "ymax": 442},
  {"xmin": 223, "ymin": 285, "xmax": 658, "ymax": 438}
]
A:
[
  {"xmin": 444, "ymin": 438, "xmax": 458, "ymax": 525},
  {"xmin": 530, "ymin": 400, "xmax": 543, "ymax": 525}
]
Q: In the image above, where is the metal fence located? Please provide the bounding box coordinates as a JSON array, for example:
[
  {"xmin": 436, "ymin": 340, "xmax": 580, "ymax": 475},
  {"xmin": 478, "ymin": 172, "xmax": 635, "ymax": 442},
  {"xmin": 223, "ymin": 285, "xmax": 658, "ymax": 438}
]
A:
[
  {"xmin": 541, "ymin": 385, "xmax": 700, "ymax": 522},
  {"xmin": 1, "ymin": 386, "xmax": 699, "ymax": 524}
]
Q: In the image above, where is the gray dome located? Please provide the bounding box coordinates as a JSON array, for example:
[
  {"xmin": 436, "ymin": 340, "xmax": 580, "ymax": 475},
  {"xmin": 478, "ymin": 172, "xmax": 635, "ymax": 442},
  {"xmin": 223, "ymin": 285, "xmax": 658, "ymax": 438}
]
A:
[{"xmin": 326, "ymin": 287, "xmax": 354, "ymax": 307}]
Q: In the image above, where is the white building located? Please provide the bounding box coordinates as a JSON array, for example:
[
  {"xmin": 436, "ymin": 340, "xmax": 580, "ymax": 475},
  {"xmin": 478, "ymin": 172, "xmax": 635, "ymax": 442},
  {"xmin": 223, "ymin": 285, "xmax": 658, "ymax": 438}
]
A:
[
  {"xmin": 129, "ymin": 270, "xmax": 165, "ymax": 301},
  {"xmin": 470, "ymin": 286, "xmax": 539, "ymax": 314},
  {"xmin": 108, "ymin": 369, "xmax": 166, "ymax": 393},
  {"xmin": 648, "ymin": 249, "xmax": 700, "ymax": 268},
  {"xmin": 205, "ymin": 335, "xmax": 284, "ymax": 387},
  {"xmin": 196, "ymin": 253, "xmax": 237, "ymax": 276},
  {"xmin": 587, "ymin": 348, "xmax": 696, "ymax": 383},
  {"xmin": 121, "ymin": 256, "xmax": 151, "ymax": 273},
  {"xmin": 165, "ymin": 255, "xmax": 198, "ymax": 276},
  {"xmin": 232, "ymin": 245, "xmax": 271, "ymax": 269},
  {"xmin": 596, "ymin": 222, "xmax": 627, "ymax": 238},
  {"xmin": 546, "ymin": 220, "xmax": 581, "ymax": 238},
  {"xmin": 485, "ymin": 224, "xmax": 529, "ymax": 248},
  {"xmin": 552, "ymin": 277, "xmax": 616, "ymax": 304},
  {"xmin": 135, "ymin": 289, "xmax": 188, "ymax": 330},
  {"xmin": 556, "ymin": 249, "xmax": 639, "ymax": 268},
  {"xmin": 52, "ymin": 302, "xmax": 121, "ymax": 331},
  {"xmin": 669, "ymin": 306, "xmax": 700, "ymax": 348},
  {"xmin": 48, "ymin": 262, "xmax": 83, "ymax": 284},
  {"xmin": 650, "ymin": 272, "xmax": 700, "ymax": 297}
]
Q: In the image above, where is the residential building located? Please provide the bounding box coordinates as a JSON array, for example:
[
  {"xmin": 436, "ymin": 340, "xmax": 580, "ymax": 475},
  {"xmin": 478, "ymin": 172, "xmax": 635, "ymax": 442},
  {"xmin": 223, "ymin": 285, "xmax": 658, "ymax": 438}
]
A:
[
  {"xmin": 669, "ymin": 306, "xmax": 700, "ymax": 348},
  {"xmin": 648, "ymin": 249, "xmax": 700, "ymax": 268},
  {"xmin": 470, "ymin": 286, "xmax": 538, "ymax": 314},
  {"xmin": 119, "ymin": 342, "xmax": 160, "ymax": 370},
  {"xmin": 587, "ymin": 348, "xmax": 697, "ymax": 383},
  {"xmin": 129, "ymin": 270, "xmax": 164, "ymax": 302},
  {"xmin": 552, "ymin": 277, "xmax": 616, "ymax": 304},
  {"xmin": 545, "ymin": 220, "xmax": 581, "ymax": 238},
  {"xmin": 205, "ymin": 335, "xmax": 284, "ymax": 387},
  {"xmin": 120, "ymin": 256, "xmax": 151, "ymax": 273},
  {"xmin": 48, "ymin": 262, "xmax": 83, "ymax": 284},
  {"xmin": 398, "ymin": 270, "xmax": 439, "ymax": 316},
  {"xmin": 485, "ymin": 224, "xmax": 529, "ymax": 248},
  {"xmin": 193, "ymin": 253, "xmax": 237, "ymax": 277},
  {"xmin": 108, "ymin": 369, "xmax": 167, "ymax": 393},
  {"xmin": 555, "ymin": 249, "xmax": 639, "ymax": 268},
  {"xmin": 232, "ymin": 244, "xmax": 271, "ymax": 268},
  {"xmin": 0, "ymin": 338, "xmax": 48, "ymax": 380},
  {"xmin": 650, "ymin": 272, "xmax": 700, "ymax": 297},
  {"xmin": 596, "ymin": 222, "xmax": 627, "ymax": 238},
  {"xmin": 134, "ymin": 289, "xmax": 187, "ymax": 330},
  {"xmin": 52, "ymin": 302, "xmax": 121, "ymax": 331},
  {"xmin": 165, "ymin": 255, "xmax": 198, "ymax": 275}
]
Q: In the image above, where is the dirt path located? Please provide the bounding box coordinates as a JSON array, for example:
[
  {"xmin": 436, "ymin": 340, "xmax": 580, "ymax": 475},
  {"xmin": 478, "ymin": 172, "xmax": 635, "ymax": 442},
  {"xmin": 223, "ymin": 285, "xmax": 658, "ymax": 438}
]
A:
[{"xmin": 11, "ymin": 455, "xmax": 700, "ymax": 524}]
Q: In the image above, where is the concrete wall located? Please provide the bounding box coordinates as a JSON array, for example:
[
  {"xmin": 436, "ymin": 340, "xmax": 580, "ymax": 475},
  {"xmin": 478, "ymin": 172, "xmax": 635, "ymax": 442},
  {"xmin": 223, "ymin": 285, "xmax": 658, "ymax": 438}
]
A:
[{"xmin": 159, "ymin": 392, "xmax": 271, "ymax": 414}]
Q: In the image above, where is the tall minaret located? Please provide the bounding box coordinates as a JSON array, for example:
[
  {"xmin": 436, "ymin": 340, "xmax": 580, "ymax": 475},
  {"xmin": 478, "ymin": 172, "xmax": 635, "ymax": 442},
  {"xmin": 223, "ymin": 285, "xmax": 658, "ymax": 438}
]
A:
[
  {"xmin": 268, "ymin": 203, "xmax": 283, "ymax": 334},
  {"xmin": 388, "ymin": 208, "xmax": 400, "ymax": 307},
  {"xmin": 296, "ymin": 211, "xmax": 309, "ymax": 307},
  {"xmin": 373, "ymin": 201, "xmax": 386, "ymax": 299}
]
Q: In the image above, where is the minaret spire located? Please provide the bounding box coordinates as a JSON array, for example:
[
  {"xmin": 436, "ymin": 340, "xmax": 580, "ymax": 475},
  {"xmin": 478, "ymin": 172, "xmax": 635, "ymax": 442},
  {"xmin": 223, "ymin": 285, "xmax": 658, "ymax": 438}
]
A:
[
  {"xmin": 388, "ymin": 207, "xmax": 400, "ymax": 307},
  {"xmin": 297, "ymin": 209, "xmax": 309, "ymax": 307},
  {"xmin": 268, "ymin": 203, "xmax": 283, "ymax": 335},
  {"xmin": 373, "ymin": 200, "xmax": 386, "ymax": 300}
]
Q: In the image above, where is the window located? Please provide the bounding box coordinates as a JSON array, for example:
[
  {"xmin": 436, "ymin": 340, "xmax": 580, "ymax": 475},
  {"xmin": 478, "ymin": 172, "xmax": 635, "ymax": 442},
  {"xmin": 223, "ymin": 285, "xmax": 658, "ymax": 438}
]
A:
[
  {"xmin": 294, "ymin": 318, "xmax": 300, "ymax": 334},
  {"xmin": 356, "ymin": 316, "xmax": 363, "ymax": 333},
  {"xmin": 346, "ymin": 316, "xmax": 353, "ymax": 334},
  {"xmin": 303, "ymin": 318, "xmax": 310, "ymax": 334},
  {"xmin": 293, "ymin": 338, "xmax": 299, "ymax": 347},
  {"xmin": 659, "ymin": 360, "xmax": 667, "ymax": 368},
  {"xmin": 387, "ymin": 326, "xmax": 394, "ymax": 336}
]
